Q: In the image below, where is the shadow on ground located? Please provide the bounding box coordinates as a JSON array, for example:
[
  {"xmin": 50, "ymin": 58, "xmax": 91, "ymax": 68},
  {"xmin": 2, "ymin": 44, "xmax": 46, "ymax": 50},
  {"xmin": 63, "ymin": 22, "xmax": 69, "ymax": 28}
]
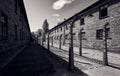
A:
[
  {"xmin": 42, "ymin": 46, "xmax": 88, "ymax": 76},
  {"xmin": 1, "ymin": 43, "xmax": 88, "ymax": 76},
  {"xmin": 81, "ymin": 56, "xmax": 120, "ymax": 70},
  {"xmin": 2, "ymin": 43, "xmax": 55, "ymax": 76}
]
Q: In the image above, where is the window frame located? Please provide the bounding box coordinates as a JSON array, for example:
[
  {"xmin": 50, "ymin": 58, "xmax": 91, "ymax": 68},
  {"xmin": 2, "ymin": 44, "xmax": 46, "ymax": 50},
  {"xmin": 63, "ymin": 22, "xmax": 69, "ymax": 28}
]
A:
[
  {"xmin": 60, "ymin": 27, "xmax": 62, "ymax": 31},
  {"xmin": 99, "ymin": 4, "xmax": 108, "ymax": 19},
  {"xmin": 96, "ymin": 29, "xmax": 103, "ymax": 40},
  {"xmin": 80, "ymin": 18, "xmax": 85, "ymax": 25},
  {"xmin": 15, "ymin": 24, "xmax": 17, "ymax": 40},
  {"xmin": 15, "ymin": 0, "xmax": 18, "ymax": 14},
  {"xmin": 0, "ymin": 14, "xmax": 8, "ymax": 40},
  {"xmin": 65, "ymin": 34, "xmax": 69, "ymax": 40},
  {"xmin": 66, "ymin": 25, "xmax": 68, "ymax": 30},
  {"xmin": 96, "ymin": 28, "xmax": 111, "ymax": 40}
]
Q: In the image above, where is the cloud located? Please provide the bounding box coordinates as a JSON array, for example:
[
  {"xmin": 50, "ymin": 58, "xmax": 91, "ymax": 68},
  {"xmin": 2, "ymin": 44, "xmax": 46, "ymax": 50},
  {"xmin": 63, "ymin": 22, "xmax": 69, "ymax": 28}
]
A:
[
  {"xmin": 53, "ymin": 0, "xmax": 75, "ymax": 10},
  {"xmin": 52, "ymin": 14, "xmax": 60, "ymax": 17},
  {"xmin": 57, "ymin": 18, "xmax": 61, "ymax": 22}
]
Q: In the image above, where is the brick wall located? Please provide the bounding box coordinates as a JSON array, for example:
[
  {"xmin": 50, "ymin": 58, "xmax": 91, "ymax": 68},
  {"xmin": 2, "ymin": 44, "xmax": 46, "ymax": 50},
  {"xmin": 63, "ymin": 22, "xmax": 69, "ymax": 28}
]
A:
[
  {"xmin": 0, "ymin": 0, "xmax": 31, "ymax": 50},
  {"xmin": 48, "ymin": 1, "xmax": 120, "ymax": 52}
]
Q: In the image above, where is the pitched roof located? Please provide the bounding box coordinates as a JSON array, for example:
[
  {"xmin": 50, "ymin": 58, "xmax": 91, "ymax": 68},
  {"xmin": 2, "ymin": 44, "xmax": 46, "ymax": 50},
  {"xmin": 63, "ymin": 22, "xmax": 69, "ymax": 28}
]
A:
[{"xmin": 50, "ymin": 0, "xmax": 111, "ymax": 32}]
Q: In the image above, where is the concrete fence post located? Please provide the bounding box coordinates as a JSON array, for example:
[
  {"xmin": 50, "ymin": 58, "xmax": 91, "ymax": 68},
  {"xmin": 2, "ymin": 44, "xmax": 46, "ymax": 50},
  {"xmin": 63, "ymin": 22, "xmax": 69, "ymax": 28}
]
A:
[
  {"xmin": 59, "ymin": 35, "xmax": 61, "ymax": 49},
  {"xmin": 63, "ymin": 26, "xmax": 65, "ymax": 45},
  {"xmin": 47, "ymin": 32, "xmax": 50, "ymax": 51},
  {"xmin": 68, "ymin": 17, "xmax": 76, "ymax": 71},
  {"xmin": 103, "ymin": 23, "xmax": 109, "ymax": 66},
  {"xmin": 79, "ymin": 28, "xmax": 83, "ymax": 56},
  {"xmin": 52, "ymin": 37, "xmax": 53, "ymax": 47}
]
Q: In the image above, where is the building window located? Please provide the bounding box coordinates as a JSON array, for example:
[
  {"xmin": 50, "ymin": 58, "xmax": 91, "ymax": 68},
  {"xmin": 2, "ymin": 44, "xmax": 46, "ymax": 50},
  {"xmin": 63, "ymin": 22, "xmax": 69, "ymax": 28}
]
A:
[
  {"xmin": 106, "ymin": 28, "xmax": 110, "ymax": 39},
  {"xmin": 55, "ymin": 29, "xmax": 56, "ymax": 33},
  {"xmin": 57, "ymin": 36, "xmax": 59, "ymax": 40},
  {"xmin": 15, "ymin": 0, "xmax": 18, "ymax": 14},
  {"xmin": 81, "ymin": 32, "xmax": 86, "ymax": 40},
  {"xmin": 54, "ymin": 36, "xmax": 56, "ymax": 40},
  {"xmin": 73, "ymin": 23, "xmax": 75, "ymax": 28},
  {"xmin": 96, "ymin": 29, "xmax": 103, "ymax": 40},
  {"xmin": 73, "ymin": 33, "xmax": 76, "ymax": 40},
  {"xmin": 80, "ymin": 18, "xmax": 85, "ymax": 25},
  {"xmin": 20, "ymin": 29, "xmax": 23, "ymax": 40},
  {"xmin": 60, "ymin": 27, "xmax": 62, "ymax": 31},
  {"xmin": 0, "ymin": 14, "xmax": 8, "ymax": 40},
  {"xmin": 15, "ymin": 24, "xmax": 17, "ymax": 40},
  {"xmin": 96, "ymin": 28, "xmax": 110, "ymax": 40},
  {"xmin": 57, "ymin": 28, "xmax": 59, "ymax": 32},
  {"xmin": 65, "ymin": 34, "xmax": 69, "ymax": 40},
  {"xmin": 66, "ymin": 25, "xmax": 68, "ymax": 30},
  {"xmin": 99, "ymin": 4, "xmax": 108, "ymax": 19},
  {"xmin": 56, "ymin": 36, "xmax": 58, "ymax": 40},
  {"xmin": 60, "ymin": 35, "xmax": 62, "ymax": 40}
]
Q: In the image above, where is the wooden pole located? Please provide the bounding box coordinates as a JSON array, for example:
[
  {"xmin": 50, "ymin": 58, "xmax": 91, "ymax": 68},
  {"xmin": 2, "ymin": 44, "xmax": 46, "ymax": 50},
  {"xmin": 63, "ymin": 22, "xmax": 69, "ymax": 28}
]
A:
[{"xmin": 69, "ymin": 17, "xmax": 76, "ymax": 71}]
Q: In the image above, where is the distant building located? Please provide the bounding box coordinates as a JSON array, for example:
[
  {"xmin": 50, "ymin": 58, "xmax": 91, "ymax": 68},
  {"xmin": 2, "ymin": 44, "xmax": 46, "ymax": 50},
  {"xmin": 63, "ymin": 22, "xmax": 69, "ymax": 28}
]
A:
[
  {"xmin": 47, "ymin": 0, "xmax": 120, "ymax": 52},
  {"xmin": 0, "ymin": 0, "xmax": 31, "ymax": 50}
]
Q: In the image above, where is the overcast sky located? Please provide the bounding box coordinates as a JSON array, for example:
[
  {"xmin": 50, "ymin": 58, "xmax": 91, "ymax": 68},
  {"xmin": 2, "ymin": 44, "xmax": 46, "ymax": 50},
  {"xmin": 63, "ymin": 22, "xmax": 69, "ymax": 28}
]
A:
[{"xmin": 23, "ymin": 0, "xmax": 98, "ymax": 32}]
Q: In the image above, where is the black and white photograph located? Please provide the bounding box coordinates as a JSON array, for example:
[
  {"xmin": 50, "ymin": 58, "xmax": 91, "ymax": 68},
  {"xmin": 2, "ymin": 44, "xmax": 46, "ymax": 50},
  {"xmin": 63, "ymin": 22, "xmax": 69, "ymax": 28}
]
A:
[{"xmin": 0, "ymin": 0, "xmax": 120, "ymax": 76}]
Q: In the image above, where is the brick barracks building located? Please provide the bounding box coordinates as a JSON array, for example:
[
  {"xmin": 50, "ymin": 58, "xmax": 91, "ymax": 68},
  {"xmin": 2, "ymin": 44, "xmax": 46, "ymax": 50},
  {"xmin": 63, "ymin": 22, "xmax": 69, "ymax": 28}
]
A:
[
  {"xmin": 0, "ymin": 0, "xmax": 31, "ymax": 50},
  {"xmin": 46, "ymin": 0, "xmax": 120, "ymax": 53}
]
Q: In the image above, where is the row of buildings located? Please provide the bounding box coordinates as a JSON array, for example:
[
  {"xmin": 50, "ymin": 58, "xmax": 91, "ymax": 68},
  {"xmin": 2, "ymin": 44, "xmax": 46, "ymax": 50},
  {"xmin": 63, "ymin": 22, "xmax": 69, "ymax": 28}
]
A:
[
  {"xmin": 0, "ymin": 0, "xmax": 31, "ymax": 51},
  {"xmin": 46, "ymin": 0, "xmax": 120, "ymax": 52}
]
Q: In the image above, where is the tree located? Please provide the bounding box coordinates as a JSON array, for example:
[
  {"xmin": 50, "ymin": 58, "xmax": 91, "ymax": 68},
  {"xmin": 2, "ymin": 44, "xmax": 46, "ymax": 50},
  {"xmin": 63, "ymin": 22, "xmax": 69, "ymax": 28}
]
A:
[
  {"xmin": 42, "ymin": 19, "xmax": 49, "ymax": 43},
  {"xmin": 31, "ymin": 32, "xmax": 37, "ymax": 42},
  {"xmin": 36, "ymin": 29, "xmax": 43, "ymax": 44},
  {"xmin": 31, "ymin": 29, "xmax": 43, "ymax": 43},
  {"xmin": 42, "ymin": 19, "xmax": 49, "ymax": 33},
  {"xmin": 37, "ymin": 29, "xmax": 43, "ymax": 37}
]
